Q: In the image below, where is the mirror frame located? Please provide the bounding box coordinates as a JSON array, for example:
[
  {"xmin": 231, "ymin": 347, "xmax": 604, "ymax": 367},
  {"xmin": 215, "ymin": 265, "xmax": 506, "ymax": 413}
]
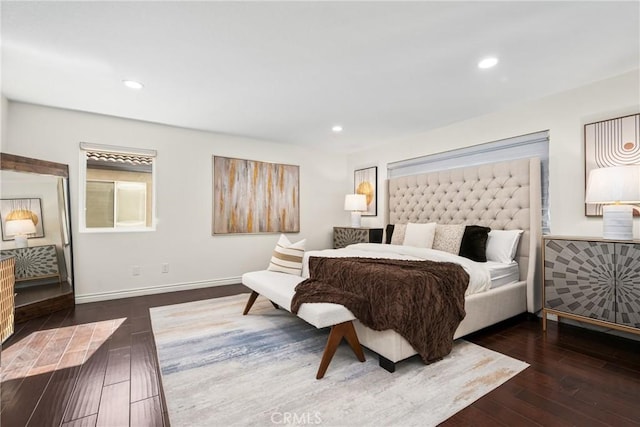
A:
[{"xmin": 0, "ymin": 153, "xmax": 75, "ymax": 322}]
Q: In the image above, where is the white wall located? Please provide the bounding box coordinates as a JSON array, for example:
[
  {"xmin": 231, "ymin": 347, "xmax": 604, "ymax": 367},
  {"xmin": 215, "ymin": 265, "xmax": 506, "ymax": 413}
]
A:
[
  {"xmin": 1, "ymin": 96, "xmax": 8, "ymax": 150},
  {"xmin": 350, "ymin": 69, "xmax": 640, "ymax": 238},
  {"xmin": 5, "ymin": 102, "xmax": 348, "ymax": 302}
]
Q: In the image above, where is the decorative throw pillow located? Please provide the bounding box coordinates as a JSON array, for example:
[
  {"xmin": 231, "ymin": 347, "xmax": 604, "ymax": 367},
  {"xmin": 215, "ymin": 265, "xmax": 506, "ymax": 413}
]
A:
[
  {"xmin": 390, "ymin": 223, "xmax": 407, "ymax": 245},
  {"xmin": 433, "ymin": 224, "xmax": 466, "ymax": 254},
  {"xmin": 458, "ymin": 225, "xmax": 491, "ymax": 262},
  {"xmin": 385, "ymin": 224, "xmax": 395, "ymax": 244},
  {"xmin": 403, "ymin": 222, "xmax": 437, "ymax": 248},
  {"xmin": 267, "ymin": 234, "xmax": 306, "ymax": 275},
  {"xmin": 485, "ymin": 229, "xmax": 524, "ymax": 264}
]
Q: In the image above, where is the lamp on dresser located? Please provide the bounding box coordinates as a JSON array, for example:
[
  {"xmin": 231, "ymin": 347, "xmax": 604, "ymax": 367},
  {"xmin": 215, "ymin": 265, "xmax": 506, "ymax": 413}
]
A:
[
  {"xmin": 344, "ymin": 194, "xmax": 367, "ymax": 228},
  {"xmin": 5, "ymin": 218, "xmax": 36, "ymax": 248},
  {"xmin": 585, "ymin": 165, "xmax": 640, "ymax": 240}
]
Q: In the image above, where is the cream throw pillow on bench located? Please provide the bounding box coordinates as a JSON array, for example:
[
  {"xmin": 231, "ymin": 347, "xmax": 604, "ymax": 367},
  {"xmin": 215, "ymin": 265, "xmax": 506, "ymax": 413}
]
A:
[{"xmin": 267, "ymin": 234, "xmax": 306, "ymax": 275}]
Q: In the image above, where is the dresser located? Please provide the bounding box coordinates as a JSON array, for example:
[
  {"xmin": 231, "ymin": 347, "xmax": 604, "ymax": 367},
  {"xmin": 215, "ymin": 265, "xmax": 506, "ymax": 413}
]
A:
[
  {"xmin": 0, "ymin": 244, "xmax": 61, "ymax": 286},
  {"xmin": 333, "ymin": 227, "xmax": 383, "ymax": 249},
  {"xmin": 542, "ymin": 235, "xmax": 640, "ymax": 335}
]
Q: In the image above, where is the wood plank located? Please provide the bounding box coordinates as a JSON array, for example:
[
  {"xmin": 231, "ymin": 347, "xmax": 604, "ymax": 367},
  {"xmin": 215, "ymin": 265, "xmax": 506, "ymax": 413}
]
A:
[
  {"xmin": 483, "ymin": 380, "xmax": 574, "ymax": 426},
  {"xmin": 1, "ymin": 329, "xmax": 58, "ymax": 408},
  {"xmin": 63, "ymin": 343, "xmax": 109, "ymax": 423},
  {"xmin": 62, "ymin": 414, "xmax": 98, "ymax": 427},
  {"xmin": 566, "ymin": 377, "xmax": 640, "ymax": 423},
  {"xmin": 66, "ymin": 323, "xmax": 97, "ymax": 353},
  {"xmin": 0, "ymin": 370, "xmax": 53, "ymax": 426},
  {"xmin": 442, "ymin": 404, "xmax": 507, "ymax": 426},
  {"xmin": 31, "ymin": 334, "xmax": 73, "ymax": 368},
  {"xmin": 108, "ymin": 323, "xmax": 132, "ymax": 350},
  {"xmin": 513, "ymin": 368, "xmax": 639, "ymax": 427},
  {"xmin": 470, "ymin": 392, "xmax": 543, "ymax": 427},
  {"xmin": 96, "ymin": 381, "xmax": 130, "ymax": 427},
  {"xmin": 104, "ymin": 347, "xmax": 131, "ymax": 386},
  {"xmin": 130, "ymin": 395, "xmax": 163, "ymax": 427},
  {"xmin": 129, "ymin": 315, "xmax": 152, "ymax": 334},
  {"xmin": 28, "ymin": 351, "xmax": 85, "ymax": 426},
  {"xmin": 130, "ymin": 331, "xmax": 159, "ymax": 402},
  {"xmin": 1, "ymin": 315, "xmax": 49, "ymax": 365}
]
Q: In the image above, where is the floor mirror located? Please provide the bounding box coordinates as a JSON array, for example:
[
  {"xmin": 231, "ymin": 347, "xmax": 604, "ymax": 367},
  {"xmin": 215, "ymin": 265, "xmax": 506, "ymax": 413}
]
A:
[{"xmin": 0, "ymin": 153, "xmax": 75, "ymax": 328}]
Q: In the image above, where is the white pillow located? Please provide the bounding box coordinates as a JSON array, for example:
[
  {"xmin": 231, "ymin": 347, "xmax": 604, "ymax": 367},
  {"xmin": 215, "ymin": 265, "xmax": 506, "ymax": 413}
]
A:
[
  {"xmin": 433, "ymin": 224, "xmax": 466, "ymax": 254},
  {"xmin": 485, "ymin": 229, "xmax": 523, "ymax": 263},
  {"xmin": 403, "ymin": 222, "xmax": 437, "ymax": 248},
  {"xmin": 267, "ymin": 234, "xmax": 306, "ymax": 275}
]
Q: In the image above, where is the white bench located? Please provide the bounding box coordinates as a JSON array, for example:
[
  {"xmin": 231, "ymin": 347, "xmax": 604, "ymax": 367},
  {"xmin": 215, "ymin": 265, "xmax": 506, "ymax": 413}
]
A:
[{"xmin": 241, "ymin": 270, "xmax": 366, "ymax": 379}]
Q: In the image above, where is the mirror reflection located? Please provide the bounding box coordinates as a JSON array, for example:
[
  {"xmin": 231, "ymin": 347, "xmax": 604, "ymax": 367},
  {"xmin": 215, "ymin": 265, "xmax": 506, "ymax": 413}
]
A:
[{"xmin": 0, "ymin": 167, "xmax": 73, "ymax": 310}]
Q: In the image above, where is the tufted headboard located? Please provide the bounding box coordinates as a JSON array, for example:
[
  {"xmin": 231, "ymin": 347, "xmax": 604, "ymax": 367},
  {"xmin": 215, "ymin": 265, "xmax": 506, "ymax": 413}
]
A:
[{"xmin": 387, "ymin": 157, "xmax": 542, "ymax": 313}]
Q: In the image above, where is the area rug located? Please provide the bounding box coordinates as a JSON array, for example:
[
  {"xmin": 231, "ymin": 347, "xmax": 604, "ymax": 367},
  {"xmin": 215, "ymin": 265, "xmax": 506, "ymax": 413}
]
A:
[{"xmin": 150, "ymin": 294, "xmax": 528, "ymax": 426}]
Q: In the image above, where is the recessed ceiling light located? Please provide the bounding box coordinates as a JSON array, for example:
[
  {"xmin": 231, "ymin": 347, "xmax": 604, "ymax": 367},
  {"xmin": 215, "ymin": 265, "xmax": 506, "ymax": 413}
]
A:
[
  {"xmin": 478, "ymin": 57, "xmax": 499, "ymax": 69},
  {"xmin": 332, "ymin": 125, "xmax": 343, "ymax": 133},
  {"xmin": 122, "ymin": 80, "xmax": 144, "ymax": 90}
]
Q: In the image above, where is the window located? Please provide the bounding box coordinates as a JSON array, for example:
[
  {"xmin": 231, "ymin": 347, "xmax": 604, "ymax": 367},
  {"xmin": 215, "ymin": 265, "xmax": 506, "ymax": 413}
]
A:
[{"xmin": 79, "ymin": 143, "xmax": 156, "ymax": 232}]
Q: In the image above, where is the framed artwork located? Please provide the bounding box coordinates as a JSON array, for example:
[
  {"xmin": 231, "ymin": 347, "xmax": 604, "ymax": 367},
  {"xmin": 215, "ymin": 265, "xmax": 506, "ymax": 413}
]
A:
[
  {"xmin": 354, "ymin": 166, "xmax": 377, "ymax": 216},
  {"xmin": 584, "ymin": 113, "xmax": 640, "ymax": 216},
  {"xmin": 0, "ymin": 198, "xmax": 45, "ymax": 241},
  {"xmin": 213, "ymin": 156, "xmax": 300, "ymax": 234}
]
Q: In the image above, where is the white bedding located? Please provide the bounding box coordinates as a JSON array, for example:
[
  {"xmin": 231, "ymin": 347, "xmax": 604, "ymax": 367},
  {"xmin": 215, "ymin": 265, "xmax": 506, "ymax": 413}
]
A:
[
  {"xmin": 302, "ymin": 243, "xmax": 492, "ymax": 296},
  {"xmin": 486, "ymin": 260, "xmax": 520, "ymax": 289}
]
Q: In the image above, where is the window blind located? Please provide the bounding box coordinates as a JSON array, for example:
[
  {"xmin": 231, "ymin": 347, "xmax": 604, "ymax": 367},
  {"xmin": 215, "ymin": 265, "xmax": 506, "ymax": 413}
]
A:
[{"xmin": 387, "ymin": 130, "xmax": 550, "ymax": 233}]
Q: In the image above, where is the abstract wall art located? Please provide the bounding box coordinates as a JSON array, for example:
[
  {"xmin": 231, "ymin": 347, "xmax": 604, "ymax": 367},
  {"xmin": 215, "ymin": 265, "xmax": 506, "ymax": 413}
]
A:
[
  {"xmin": 354, "ymin": 166, "xmax": 377, "ymax": 216},
  {"xmin": 585, "ymin": 113, "xmax": 640, "ymax": 216},
  {"xmin": 213, "ymin": 156, "xmax": 300, "ymax": 234}
]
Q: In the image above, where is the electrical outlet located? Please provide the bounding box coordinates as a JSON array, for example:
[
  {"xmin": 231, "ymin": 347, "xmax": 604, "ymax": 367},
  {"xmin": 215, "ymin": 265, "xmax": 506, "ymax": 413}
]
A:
[
  {"xmin": 162, "ymin": 263, "xmax": 169, "ymax": 273},
  {"xmin": 132, "ymin": 265, "xmax": 140, "ymax": 276}
]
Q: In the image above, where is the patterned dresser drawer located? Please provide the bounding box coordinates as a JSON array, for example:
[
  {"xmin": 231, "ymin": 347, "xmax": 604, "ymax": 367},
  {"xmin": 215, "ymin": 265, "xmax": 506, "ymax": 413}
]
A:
[
  {"xmin": 333, "ymin": 227, "xmax": 383, "ymax": 249},
  {"xmin": 542, "ymin": 236, "xmax": 640, "ymax": 335},
  {"xmin": 0, "ymin": 244, "xmax": 61, "ymax": 284}
]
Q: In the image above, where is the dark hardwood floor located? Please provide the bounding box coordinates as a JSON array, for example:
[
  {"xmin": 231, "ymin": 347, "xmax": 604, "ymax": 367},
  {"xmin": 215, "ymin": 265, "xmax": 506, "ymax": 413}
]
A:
[{"xmin": 1, "ymin": 285, "xmax": 639, "ymax": 426}]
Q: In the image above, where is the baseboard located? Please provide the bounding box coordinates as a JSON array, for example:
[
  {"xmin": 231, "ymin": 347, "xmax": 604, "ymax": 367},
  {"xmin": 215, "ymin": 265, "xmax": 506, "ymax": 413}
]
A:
[{"xmin": 75, "ymin": 276, "xmax": 242, "ymax": 304}]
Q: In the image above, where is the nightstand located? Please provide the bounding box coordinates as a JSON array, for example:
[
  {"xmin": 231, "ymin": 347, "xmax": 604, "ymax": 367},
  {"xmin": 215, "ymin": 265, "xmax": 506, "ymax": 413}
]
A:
[
  {"xmin": 542, "ymin": 235, "xmax": 640, "ymax": 335},
  {"xmin": 333, "ymin": 227, "xmax": 383, "ymax": 249}
]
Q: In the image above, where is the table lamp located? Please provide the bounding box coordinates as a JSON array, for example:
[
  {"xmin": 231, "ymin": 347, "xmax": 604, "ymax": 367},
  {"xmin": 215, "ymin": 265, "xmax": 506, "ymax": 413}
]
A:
[
  {"xmin": 6, "ymin": 218, "xmax": 37, "ymax": 248},
  {"xmin": 344, "ymin": 194, "xmax": 367, "ymax": 228},
  {"xmin": 585, "ymin": 165, "xmax": 640, "ymax": 240}
]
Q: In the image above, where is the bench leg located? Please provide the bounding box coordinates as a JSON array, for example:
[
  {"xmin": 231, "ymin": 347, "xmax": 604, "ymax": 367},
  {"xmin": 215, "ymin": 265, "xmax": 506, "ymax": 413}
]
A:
[
  {"xmin": 242, "ymin": 291, "xmax": 259, "ymax": 315},
  {"xmin": 243, "ymin": 291, "xmax": 281, "ymax": 315},
  {"xmin": 316, "ymin": 321, "xmax": 365, "ymax": 380}
]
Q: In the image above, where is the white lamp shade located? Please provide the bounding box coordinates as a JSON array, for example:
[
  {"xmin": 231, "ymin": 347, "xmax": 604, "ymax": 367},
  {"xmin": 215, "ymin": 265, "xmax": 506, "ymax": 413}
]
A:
[
  {"xmin": 585, "ymin": 165, "xmax": 640, "ymax": 204},
  {"xmin": 344, "ymin": 194, "xmax": 367, "ymax": 212},
  {"xmin": 5, "ymin": 219, "xmax": 36, "ymax": 236}
]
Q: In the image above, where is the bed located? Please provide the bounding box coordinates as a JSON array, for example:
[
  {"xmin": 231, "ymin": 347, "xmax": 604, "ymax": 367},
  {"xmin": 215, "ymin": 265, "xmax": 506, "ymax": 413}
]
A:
[{"xmin": 302, "ymin": 157, "xmax": 542, "ymax": 371}]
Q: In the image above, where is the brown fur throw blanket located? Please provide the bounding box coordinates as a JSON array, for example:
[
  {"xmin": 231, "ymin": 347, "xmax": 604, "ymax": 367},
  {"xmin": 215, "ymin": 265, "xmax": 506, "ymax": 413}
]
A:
[{"xmin": 291, "ymin": 257, "xmax": 469, "ymax": 363}]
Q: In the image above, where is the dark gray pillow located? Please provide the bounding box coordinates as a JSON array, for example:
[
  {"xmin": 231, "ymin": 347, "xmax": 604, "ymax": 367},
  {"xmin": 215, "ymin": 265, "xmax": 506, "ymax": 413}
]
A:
[
  {"xmin": 458, "ymin": 225, "xmax": 491, "ymax": 262},
  {"xmin": 385, "ymin": 224, "xmax": 395, "ymax": 244}
]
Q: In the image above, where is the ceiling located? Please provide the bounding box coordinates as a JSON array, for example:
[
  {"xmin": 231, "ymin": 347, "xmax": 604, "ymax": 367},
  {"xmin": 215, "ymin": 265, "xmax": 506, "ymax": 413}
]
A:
[{"xmin": 2, "ymin": 1, "xmax": 639, "ymax": 153}]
